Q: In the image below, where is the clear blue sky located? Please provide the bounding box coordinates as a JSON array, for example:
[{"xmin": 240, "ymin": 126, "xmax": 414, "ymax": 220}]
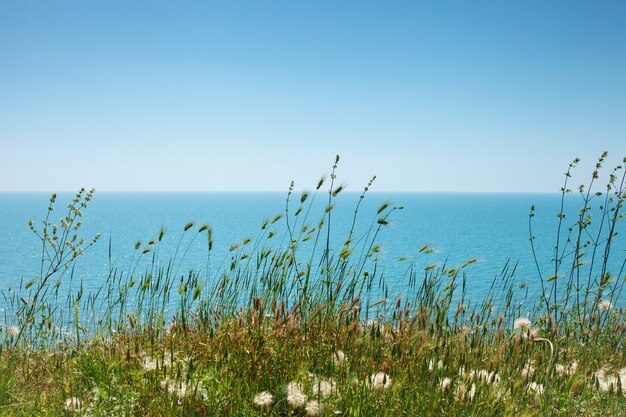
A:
[{"xmin": 1, "ymin": 1, "xmax": 625, "ymax": 192}]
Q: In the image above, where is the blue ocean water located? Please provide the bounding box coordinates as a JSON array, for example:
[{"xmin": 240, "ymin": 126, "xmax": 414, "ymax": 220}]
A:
[{"xmin": 0, "ymin": 192, "xmax": 624, "ymax": 311}]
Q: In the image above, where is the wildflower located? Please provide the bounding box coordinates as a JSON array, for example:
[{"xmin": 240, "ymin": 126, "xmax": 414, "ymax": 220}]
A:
[
  {"xmin": 555, "ymin": 364, "xmax": 566, "ymax": 376},
  {"xmin": 333, "ymin": 350, "xmax": 346, "ymax": 367},
  {"xmin": 305, "ymin": 400, "xmax": 324, "ymax": 416},
  {"xmin": 368, "ymin": 372, "xmax": 392, "ymax": 390},
  {"xmin": 555, "ymin": 361, "xmax": 578, "ymax": 377},
  {"xmin": 599, "ymin": 300, "xmax": 613, "ymax": 312},
  {"xmin": 455, "ymin": 383, "xmax": 476, "ymax": 401},
  {"xmin": 287, "ymin": 381, "xmax": 306, "ymax": 409},
  {"xmin": 521, "ymin": 361, "xmax": 536, "ymax": 378},
  {"xmin": 468, "ymin": 383, "xmax": 476, "ymax": 400},
  {"xmin": 467, "ymin": 369, "xmax": 500, "ymax": 385},
  {"xmin": 428, "ymin": 359, "xmax": 444, "ymax": 371},
  {"xmin": 514, "ymin": 317, "xmax": 531, "ymax": 331},
  {"xmin": 254, "ymin": 391, "xmax": 273, "ymax": 409},
  {"xmin": 6, "ymin": 326, "xmax": 19, "ymax": 338},
  {"xmin": 64, "ymin": 397, "xmax": 82, "ymax": 412},
  {"xmin": 594, "ymin": 369, "xmax": 609, "ymax": 392},
  {"xmin": 594, "ymin": 368, "xmax": 626, "ymax": 393},
  {"xmin": 161, "ymin": 378, "xmax": 188, "ymax": 399},
  {"xmin": 440, "ymin": 377, "xmax": 452, "ymax": 391},
  {"xmin": 312, "ymin": 377, "xmax": 336, "ymax": 399},
  {"xmin": 470, "ymin": 369, "xmax": 488, "ymax": 382},
  {"xmin": 528, "ymin": 382, "xmax": 544, "ymax": 395},
  {"xmin": 142, "ymin": 355, "xmax": 158, "ymax": 371},
  {"xmin": 522, "ymin": 327, "xmax": 540, "ymax": 341}
]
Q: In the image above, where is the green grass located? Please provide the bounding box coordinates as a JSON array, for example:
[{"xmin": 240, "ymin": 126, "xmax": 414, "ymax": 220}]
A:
[{"xmin": 1, "ymin": 154, "xmax": 626, "ymax": 416}]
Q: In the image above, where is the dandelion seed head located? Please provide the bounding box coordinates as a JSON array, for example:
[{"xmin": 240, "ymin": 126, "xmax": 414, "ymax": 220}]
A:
[
  {"xmin": 468, "ymin": 383, "xmax": 476, "ymax": 400},
  {"xmin": 64, "ymin": 397, "xmax": 82, "ymax": 412},
  {"xmin": 333, "ymin": 350, "xmax": 346, "ymax": 367},
  {"xmin": 455, "ymin": 383, "xmax": 476, "ymax": 401},
  {"xmin": 596, "ymin": 367, "xmax": 626, "ymax": 394},
  {"xmin": 142, "ymin": 355, "xmax": 158, "ymax": 371},
  {"xmin": 305, "ymin": 400, "xmax": 324, "ymax": 416},
  {"xmin": 6, "ymin": 326, "xmax": 19, "ymax": 338},
  {"xmin": 254, "ymin": 391, "xmax": 273, "ymax": 408},
  {"xmin": 160, "ymin": 378, "xmax": 188, "ymax": 399},
  {"xmin": 440, "ymin": 377, "xmax": 452, "ymax": 391},
  {"xmin": 524, "ymin": 328, "xmax": 540, "ymax": 341},
  {"xmin": 428, "ymin": 359, "xmax": 444, "ymax": 371},
  {"xmin": 368, "ymin": 372, "xmax": 392, "ymax": 390},
  {"xmin": 599, "ymin": 300, "xmax": 613, "ymax": 312},
  {"xmin": 468, "ymin": 369, "xmax": 500, "ymax": 385},
  {"xmin": 528, "ymin": 382, "xmax": 544, "ymax": 395},
  {"xmin": 287, "ymin": 381, "xmax": 306, "ymax": 409},
  {"xmin": 514, "ymin": 317, "xmax": 531, "ymax": 331},
  {"xmin": 521, "ymin": 361, "xmax": 536, "ymax": 378},
  {"xmin": 312, "ymin": 377, "xmax": 336, "ymax": 399}
]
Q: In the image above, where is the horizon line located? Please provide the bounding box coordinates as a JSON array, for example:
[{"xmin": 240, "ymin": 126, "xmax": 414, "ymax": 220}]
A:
[{"xmin": 0, "ymin": 189, "xmax": 564, "ymax": 194}]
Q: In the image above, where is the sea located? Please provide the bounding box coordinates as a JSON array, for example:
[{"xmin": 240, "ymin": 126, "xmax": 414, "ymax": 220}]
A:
[{"xmin": 1, "ymin": 192, "xmax": 625, "ymax": 314}]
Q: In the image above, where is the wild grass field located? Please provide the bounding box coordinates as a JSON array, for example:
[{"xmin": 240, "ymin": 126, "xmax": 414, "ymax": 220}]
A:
[{"xmin": 1, "ymin": 154, "xmax": 626, "ymax": 416}]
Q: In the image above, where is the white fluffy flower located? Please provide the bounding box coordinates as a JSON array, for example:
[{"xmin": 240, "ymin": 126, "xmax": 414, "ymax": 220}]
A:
[
  {"xmin": 64, "ymin": 397, "xmax": 82, "ymax": 412},
  {"xmin": 287, "ymin": 381, "xmax": 306, "ymax": 409},
  {"xmin": 333, "ymin": 350, "xmax": 346, "ymax": 367},
  {"xmin": 142, "ymin": 355, "xmax": 158, "ymax": 371},
  {"xmin": 440, "ymin": 377, "xmax": 452, "ymax": 391},
  {"xmin": 312, "ymin": 377, "xmax": 336, "ymax": 399},
  {"xmin": 514, "ymin": 317, "xmax": 531, "ymax": 331},
  {"xmin": 599, "ymin": 300, "xmax": 613, "ymax": 312},
  {"xmin": 469, "ymin": 369, "xmax": 500, "ymax": 385},
  {"xmin": 254, "ymin": 391, "xmax": 273, "ymax": 408},
  {"xmin": 521, "ymin": 361, "xmax": 536, "ymax": 378},
  {"xmin": 528, "ymin": 382, "xmax": 544, "ymax": 395},
  {"xmin": 6, "ymin": 326, "xmax": 19, "ymax": 338},
  {"xmin": 593, "ymin": 368, "xmax": 626, "ymax": 393},
  {"xmin": 455, "ymin": 383, "xmax": 476, "ymax": 401},
  {"xmin": 555, "ymin": 361, "xmax": 578, "ymax": 377},
  {"xmin": 305, "ymin": 400, "xmax": 324, "ymax": 416},
  {"xmin": 428, "ymin": 359, "xmax": 444, "ymax": 371},
  {"xmin": 161, "ymin": 378, "xmax": 188, "ymax": 399},
  {"xmin": 368, "ymin": 372, "xmax": 392, "ymax": 390}
]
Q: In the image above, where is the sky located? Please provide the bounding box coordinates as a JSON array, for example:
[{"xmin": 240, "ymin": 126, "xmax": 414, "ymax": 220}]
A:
[{"xmin": 1, "ymin": 1, "xmax": 625, "ymax": 192}]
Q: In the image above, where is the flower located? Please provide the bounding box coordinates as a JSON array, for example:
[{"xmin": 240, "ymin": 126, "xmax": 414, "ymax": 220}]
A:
[
  {"xmin": 555, "ymin": 364, "xmax": 566, "ymax": 376},
  {"xmin": 64, "ymin": 397, "xmax": 82, "ymax": 412},
  {"xmin": 254, "ymin": 391, "xmax": 273, "ymax": 409},
  {"xmin": 521, "ymin": 361, "xmax": 536, "ymax": 378},
  {"xmin": 368, "ymin": 372, "xmax": 392, "ymax": 390},
  {"xmin": 594, "ymin": 367, "xmax": 626, "ymax": 393},
  {"xmin": 528, "ymin": 382, "xmax": 544, "ymax": 395},
  {"xmin": 287, "ymin": 382, "xmax": 306, "ymax": 409},
  {"xmin": 514, "ymin": 318, "xmax": 531, "ymax": 331},
  {"xmin": 305, "ymin": 400, "xmax": 324, "ymax": 416},
  {"xmin": 469, "ymin": 369, "xmax": 500, "ymax": 385},
  {"xmin": 142, "ymin": 355, "xmax": 158, "ymax": 371},
  {"xmin": 440, "ymin": 377, "xmax": 452, "ymax": 391},
  {"xmin": 599, "ymin": 300, "xmax": 613, "ymax": 312},
  {"xmin": 555, "ymin": 361, "xmax": 578, "ymax": 376},
  {"xmin": 333, "ymin": 350, "xmax": 346, "ymax": 367},
  {"xmin": 161, "ymin": 378, "xmax": 188, "ymax": 399},
  {"xmin": 455, "ymin": 383, "xmax": 476, "ymax": 401},
  {"xmin": 6, "ymin": 326, "xmax": 19, "ymax": 338},
  {"xmin": 312, "ymin": 377, "xmax": 336, "ymax": 399},
  {"xmin": 468, "ymin": 383, "xmax": 476, "ymax": 400},
  {"xmin": 428, "ymin": 359, "xmax": 444, "ymax": 371}
]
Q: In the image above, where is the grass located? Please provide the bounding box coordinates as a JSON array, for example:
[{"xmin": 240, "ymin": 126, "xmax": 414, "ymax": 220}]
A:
[{"xmin": 1, "ymin": 154, "xmax": 626, "ymax": 416}]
